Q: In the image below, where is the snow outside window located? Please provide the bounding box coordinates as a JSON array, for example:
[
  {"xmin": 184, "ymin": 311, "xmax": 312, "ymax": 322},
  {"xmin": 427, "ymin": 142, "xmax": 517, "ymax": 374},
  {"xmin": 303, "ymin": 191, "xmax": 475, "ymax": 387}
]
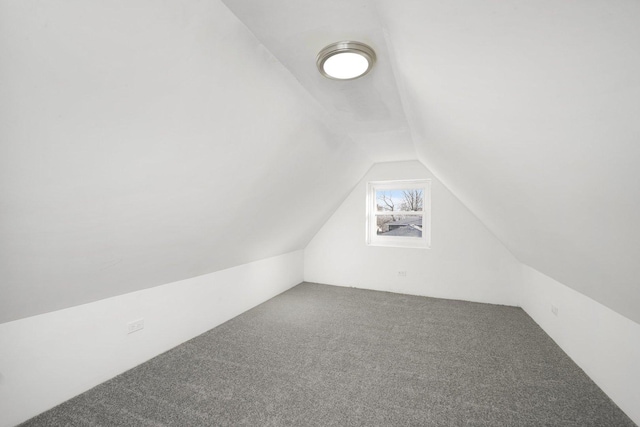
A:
[{"xmin": 366, "ymin": 179, "xmax": 431, "ymax": 249}]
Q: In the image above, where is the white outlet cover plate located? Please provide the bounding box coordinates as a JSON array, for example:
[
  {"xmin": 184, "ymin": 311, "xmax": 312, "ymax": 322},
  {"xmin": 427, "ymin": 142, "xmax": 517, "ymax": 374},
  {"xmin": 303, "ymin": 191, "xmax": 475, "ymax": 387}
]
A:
[{"xmin": 127, "ymin": 319, "xmax": 145, "ymax": 334}]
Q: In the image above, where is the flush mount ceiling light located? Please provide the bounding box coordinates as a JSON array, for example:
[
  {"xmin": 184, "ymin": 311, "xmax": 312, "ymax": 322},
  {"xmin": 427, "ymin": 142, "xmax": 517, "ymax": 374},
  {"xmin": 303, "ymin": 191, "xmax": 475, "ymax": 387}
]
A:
[{"xmin": 316, "ymin": 41, "xmax": 376, "ymax": 80}]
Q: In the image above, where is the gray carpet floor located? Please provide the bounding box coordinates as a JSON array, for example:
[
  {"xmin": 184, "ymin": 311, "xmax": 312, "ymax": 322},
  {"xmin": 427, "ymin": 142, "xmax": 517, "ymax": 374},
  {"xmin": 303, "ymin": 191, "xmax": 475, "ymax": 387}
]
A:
[{"xmin": 22, "ymin": 282, "xmax": 636, "ymax": 426}]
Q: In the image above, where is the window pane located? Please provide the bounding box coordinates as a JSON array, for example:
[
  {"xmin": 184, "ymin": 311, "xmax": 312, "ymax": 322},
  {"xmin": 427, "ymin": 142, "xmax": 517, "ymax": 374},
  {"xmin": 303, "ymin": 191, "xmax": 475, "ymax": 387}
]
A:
[
  {"xmin": 376, "ymin": 214, "xmax": 422, "ymax": 237},
  {"xmin": 375, "ymin": 189, "xmax": 423, "ymax": 212}
]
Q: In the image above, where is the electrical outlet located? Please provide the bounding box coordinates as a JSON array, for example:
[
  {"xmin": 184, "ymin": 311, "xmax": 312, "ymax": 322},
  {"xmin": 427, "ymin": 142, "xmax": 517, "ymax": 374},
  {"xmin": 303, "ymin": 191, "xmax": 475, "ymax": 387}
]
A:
[
  {"xmin": 551, "ymin": 305, "xmax": 559, "ymax": 316},
  {"xmin": 398, "ymin": 271, "xmax": 407, "ymax": 277},
  {"xmin": 127, "ymin": 318, "xmax": 144, "ymax": 334}
]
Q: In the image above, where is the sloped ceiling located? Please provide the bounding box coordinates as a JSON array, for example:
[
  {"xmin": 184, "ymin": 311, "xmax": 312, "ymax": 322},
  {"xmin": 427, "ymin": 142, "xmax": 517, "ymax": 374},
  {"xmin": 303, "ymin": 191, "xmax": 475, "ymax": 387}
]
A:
[
  {"xmin": 224, "ymin": 0, "xmax": 640, "ymax": 323},
  {"xmin": 379, "ymin": 0, "xmax": 640, "ymax": 324},
  {"xmin": 2, "ymin": 0, "xmax": 639, "ymax": 325},
  {"xmin": 220, "ymin": 0, "xmax": 417, "ymax": 163},
  {"xmin": 0, "ymin": 0, "xmax": 373, "ymax": 323}
]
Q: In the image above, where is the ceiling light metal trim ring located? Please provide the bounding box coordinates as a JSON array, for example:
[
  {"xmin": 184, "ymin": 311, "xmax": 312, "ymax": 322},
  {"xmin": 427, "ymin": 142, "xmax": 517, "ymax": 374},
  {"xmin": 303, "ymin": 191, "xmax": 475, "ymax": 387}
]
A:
[{"xmin": 316, "ymin": 41, "xmax": 377, "ymax": 80}]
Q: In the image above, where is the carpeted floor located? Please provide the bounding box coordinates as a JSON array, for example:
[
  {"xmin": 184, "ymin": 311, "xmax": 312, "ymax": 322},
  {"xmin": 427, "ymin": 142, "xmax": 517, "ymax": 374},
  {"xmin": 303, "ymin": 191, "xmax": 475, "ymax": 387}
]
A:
[{"xmin": 22, "ymin": 282, "xmax": 636, "ymax": 426}]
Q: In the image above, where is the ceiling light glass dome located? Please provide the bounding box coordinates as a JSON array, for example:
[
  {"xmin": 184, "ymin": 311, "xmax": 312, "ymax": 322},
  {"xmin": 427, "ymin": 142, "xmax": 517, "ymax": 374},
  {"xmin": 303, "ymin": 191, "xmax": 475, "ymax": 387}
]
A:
[{"xmin": 316, "ymin": 41, "xmax": 376, "ymax": 80}]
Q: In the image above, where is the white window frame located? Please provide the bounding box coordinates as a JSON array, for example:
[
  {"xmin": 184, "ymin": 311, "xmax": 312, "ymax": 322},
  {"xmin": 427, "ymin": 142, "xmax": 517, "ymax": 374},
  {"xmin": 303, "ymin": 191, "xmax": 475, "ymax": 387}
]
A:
[{"xmin": 366, "ymin": 179, "xmax": 431, "ymax": 249}]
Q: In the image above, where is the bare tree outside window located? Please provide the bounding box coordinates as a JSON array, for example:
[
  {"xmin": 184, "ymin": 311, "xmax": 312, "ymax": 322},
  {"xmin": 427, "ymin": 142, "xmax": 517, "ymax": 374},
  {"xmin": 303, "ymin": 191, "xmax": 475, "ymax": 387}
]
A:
[
  {"xmin": 368, "ymin": 180, "xmax": 431, "ymax": 248},
  {"xmin": 401, "ymin": 189, "xmax": 423, "ymax": 212},
  {"xmin": 375, "ymin": 189, "xmax": 424, "ymax": 234},
  {"xmin": 376, "ymin": 191, "xmax": 397, "ymax": 232},
  {"xmin": 376, "ymin": 192, "xmax": 396, "ymax": 212}
]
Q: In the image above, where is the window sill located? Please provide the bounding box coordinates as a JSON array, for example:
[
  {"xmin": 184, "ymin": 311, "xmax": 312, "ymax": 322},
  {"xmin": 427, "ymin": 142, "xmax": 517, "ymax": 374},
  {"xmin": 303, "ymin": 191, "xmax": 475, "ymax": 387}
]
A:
[{"xmin": 367, "ymin": 239, "xmax": 430, "ymax": 249}]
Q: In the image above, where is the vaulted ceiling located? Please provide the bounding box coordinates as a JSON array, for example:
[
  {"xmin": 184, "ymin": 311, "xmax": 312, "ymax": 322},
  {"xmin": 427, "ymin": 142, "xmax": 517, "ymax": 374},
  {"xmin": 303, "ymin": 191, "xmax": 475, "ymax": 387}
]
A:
[
  {"xmin": 224, "ymin": 0, "xmax": 640, "ymax": 324},
  {"xmin": 383, "ymin": 0, "xmax": 640, "ymax": 324},
  {"xmin": 1, "ymin": 0, "xmax": 639, "ymax": 324},
  {"xmin": 0, "ymin": 0, "xmax": 372, "ymax": 322}
]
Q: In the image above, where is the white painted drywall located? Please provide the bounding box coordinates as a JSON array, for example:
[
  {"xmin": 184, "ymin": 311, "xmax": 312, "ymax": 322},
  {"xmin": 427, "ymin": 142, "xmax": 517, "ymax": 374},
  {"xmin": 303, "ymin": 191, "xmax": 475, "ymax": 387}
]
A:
[
  {"xmin": 379, "ymin": 0, "xmax": 640, "ymax": 324},
  {"xmin": 218, "ymin": 0, "xmax": 640, "ymax": 324},
  {"xmin": 0, "ymin": 250, "xmax": 303, "ymax": 427},
  {"xmin": 304, "ymin": 161, "xmax": 521, "ymax": 306},
  {"xmin": 221, "ymin": 0, "xmax": 417, "ymax": 163},
  {"xmin": 0, "ymin": 0, "xmax": 371, "ymax": 323},
  {"xmin": 521, "ymin": 265, "xmax": 640, "ymax": 425}
]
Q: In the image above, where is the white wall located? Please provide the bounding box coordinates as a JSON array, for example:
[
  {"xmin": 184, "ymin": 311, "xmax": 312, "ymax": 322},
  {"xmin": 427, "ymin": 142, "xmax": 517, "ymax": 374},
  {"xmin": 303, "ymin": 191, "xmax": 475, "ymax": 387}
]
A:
[
  {"xmin": 304, "ymin": 161, "xmax": 521, "ymax": 306},
  {"xmin": 521, "ymin": 265, "xmax": 640, "ymax": 425},
  {"xmin": 0, "ymin": 250, "xmax": 303, "ymax": 427}
]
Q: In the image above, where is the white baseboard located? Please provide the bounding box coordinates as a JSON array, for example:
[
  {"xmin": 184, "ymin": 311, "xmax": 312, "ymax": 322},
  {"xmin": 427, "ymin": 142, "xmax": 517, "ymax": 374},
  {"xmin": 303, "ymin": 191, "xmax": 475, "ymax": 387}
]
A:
[{"xmin": 520, "ymin": 265, "xmax": 640, "ymax": 426}]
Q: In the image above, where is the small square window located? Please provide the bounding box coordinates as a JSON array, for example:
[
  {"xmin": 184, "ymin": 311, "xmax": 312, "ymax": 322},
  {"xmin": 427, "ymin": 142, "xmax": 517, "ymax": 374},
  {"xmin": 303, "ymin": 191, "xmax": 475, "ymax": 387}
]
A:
[{"xmin": 366, "ymin": 180, "xmax": 431, "ymax": 248}]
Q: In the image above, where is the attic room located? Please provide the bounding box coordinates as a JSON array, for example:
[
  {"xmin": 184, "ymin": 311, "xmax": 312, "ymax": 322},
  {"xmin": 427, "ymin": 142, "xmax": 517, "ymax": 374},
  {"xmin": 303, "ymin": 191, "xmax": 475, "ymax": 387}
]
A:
[{"xmin": 1, "ymin": 0, "xmax": 639, "ymax": 425}]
